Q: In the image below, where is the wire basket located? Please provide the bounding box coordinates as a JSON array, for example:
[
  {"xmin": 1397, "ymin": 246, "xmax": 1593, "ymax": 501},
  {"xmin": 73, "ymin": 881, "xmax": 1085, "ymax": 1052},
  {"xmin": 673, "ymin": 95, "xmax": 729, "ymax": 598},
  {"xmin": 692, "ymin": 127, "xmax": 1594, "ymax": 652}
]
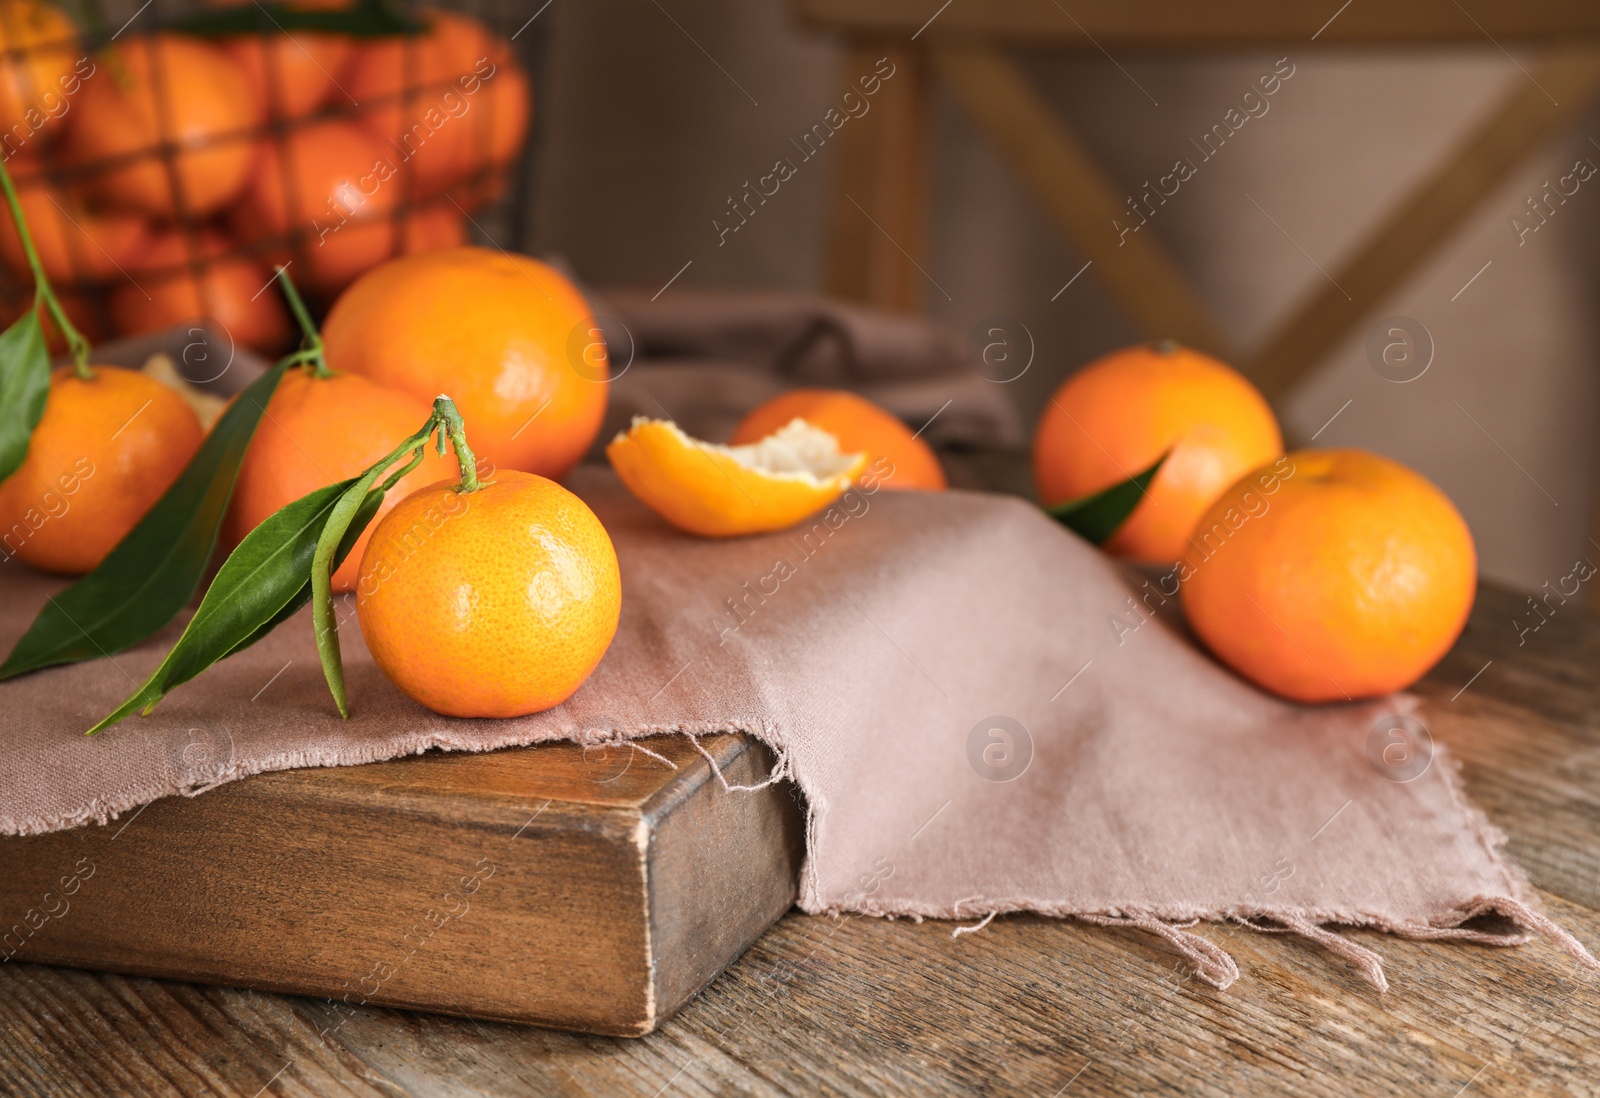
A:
[{"xmin": 0, "ymin": 0, "xmax": 541, "ymax": 355}]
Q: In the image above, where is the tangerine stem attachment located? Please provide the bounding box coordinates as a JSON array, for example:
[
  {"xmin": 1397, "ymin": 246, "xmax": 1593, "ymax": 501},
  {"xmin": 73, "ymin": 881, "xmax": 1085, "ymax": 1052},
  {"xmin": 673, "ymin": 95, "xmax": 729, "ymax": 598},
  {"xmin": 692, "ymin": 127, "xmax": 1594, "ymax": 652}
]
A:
[
  {"xmin": 431, "ymin": 396, "xmax": 480, "ymax": 493},
  {"xmin": 0, "ymin": 155, "xmax": 92, "ymax": 376},
  {"xmin": 275, "ymin": 266, "xmax": 333, "ymax": 379}
]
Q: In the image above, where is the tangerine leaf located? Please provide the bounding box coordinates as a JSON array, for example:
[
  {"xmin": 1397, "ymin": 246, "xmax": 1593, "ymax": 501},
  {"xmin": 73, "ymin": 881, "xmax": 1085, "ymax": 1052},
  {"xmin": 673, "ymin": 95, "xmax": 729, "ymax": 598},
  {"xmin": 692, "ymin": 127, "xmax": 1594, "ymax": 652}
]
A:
[
  {"xmin": 312, "ymin": 435, "xmax": 433, "ymax": 717},
  {"xmin": 86, "ymin": 479, "xmax": 386, "ymax": 733},
  {"xmin": 0, "ymin": 309, "xmax": 50, "ymax": 484},
  {"xmin": 0, "ymin": 358, "xmax": 289, "ymax": 680},
  {"xmin": 1045, "ymin": 451, "xmax": 1167, "ymax": 546}
]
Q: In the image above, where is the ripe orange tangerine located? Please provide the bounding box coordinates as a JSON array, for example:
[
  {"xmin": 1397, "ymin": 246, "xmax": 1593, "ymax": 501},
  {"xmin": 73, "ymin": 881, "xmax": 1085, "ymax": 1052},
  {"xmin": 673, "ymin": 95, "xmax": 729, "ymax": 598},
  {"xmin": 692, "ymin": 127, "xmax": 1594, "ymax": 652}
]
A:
[
  {"xmin": 1179, "ymin": 448, "xmax": 1477, "ymax": 703},
  {"xmin": 607, "ymin": 416, "xmax": 866, "ymax": 537},
  {"xmin": 0, "ymin": 365, "xmax": 203, "ymax": 574},
  {"xmin": 321, "ymin": 247, "xmax": 607, "ymax": 479},
  {"xmin": 1033, "ymin": 341, "xmax": 1283, "ymax": 563},
  {"xmin": 222, "ymin": 368, "xmax": 455, "ymax": 592},
  {"xmin": 0, "ymin": 0, "xmax": 80, "ymax": 134},
  {"xmin": 61, "ymin": 34, "xmax": 263, "ymax": 218},
  {"xmin": 356, "ymin": 470, "xmax": 621, "ymax": 718},
  {"xmin": 730, "ymin": 389, "xmax": 946, "ymax": 491}
]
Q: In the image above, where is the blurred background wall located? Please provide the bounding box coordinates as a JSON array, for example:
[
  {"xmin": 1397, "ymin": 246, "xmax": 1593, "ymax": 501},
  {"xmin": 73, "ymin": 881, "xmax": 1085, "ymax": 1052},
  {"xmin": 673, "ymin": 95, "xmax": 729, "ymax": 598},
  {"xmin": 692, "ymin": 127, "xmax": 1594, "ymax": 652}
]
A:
[{"xmin": 527, "ymin": 0, "xmax": 1600, "ymax": 592}]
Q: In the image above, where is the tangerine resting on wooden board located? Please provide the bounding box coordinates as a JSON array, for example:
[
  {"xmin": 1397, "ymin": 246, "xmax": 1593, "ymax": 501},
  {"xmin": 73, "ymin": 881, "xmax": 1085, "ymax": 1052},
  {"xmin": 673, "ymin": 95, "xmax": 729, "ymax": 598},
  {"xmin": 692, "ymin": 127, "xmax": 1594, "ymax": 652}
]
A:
[
  {"xmin": 0, "ymin": 365, "xmax": 203, "ymax": 574},
  {"xmin": 607, "ymin": 416, "xmax": 866, "ymax": 537},
  {"xmin": 1179, "ymin": 448, "xmax": 1477, "ymax": 703},
  {"xmin": 321, "ymin": 247, "xmax": 608, "ymax": 479},
  {"xmin": 1033, "ymin": 341, "xmax": 1283, "ymax": 563},
  {"xmin": 730, "ymin": 388, "xmax": 946, "ymax": 491},
  {"xmin": 222, "ymin": 368, "xmax": 455, "ymax": 593},
  {"xmin": 356, "ymin": 470, "xmax": 622, "ymax": 718}
]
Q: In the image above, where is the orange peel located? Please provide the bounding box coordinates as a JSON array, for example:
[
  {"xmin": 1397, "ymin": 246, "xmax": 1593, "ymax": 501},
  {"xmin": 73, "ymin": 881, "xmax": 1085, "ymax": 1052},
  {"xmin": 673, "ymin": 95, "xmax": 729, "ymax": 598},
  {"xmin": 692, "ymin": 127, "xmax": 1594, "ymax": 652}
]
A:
[{"xmin": 606, "ymin": 416, "xmax": 867, "ymax": 537}]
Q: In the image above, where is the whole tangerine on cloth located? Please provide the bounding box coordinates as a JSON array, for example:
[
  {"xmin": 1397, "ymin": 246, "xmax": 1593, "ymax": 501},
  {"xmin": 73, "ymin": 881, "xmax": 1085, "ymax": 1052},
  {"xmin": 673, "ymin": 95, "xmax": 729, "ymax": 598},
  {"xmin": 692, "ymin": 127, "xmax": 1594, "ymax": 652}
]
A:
[
  {"xmin": 730, "ymin": 388, "xmax": 946, "ymax": 491},
  {"xmin": 60, "ymin": 34, "xmax": 263, "ymax": 218},
  {"xmin": 1179, "ymin": 448, "xmax": 1477, "ymax": 703},
  {"xmin": 1033, "ymin": 341, "xmax": 1282, "ymax": 563},
  {"xmin": 221, "ymin": 368, "xmax": 455, "ymax": 592},
  {"xmin": 321, "ymin": 247, "xmax": 607, "ymax": 479},
  {"xmin": 0, "ymin": 365, "xmax": 203, "ymax": 574},
  {"xmin": 356, "ymin": 470, "xmax": 621, "ymax": 718},
  {"xmin": 607, "ymin": 416, "xmax": 865, "ymax": 537}
]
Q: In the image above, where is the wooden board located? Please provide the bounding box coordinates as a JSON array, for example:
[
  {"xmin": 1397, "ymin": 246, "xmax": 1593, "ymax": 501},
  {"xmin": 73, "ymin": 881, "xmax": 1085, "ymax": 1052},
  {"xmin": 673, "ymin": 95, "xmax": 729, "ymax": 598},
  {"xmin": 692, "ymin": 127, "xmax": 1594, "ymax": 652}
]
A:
[{"xmin": 0, "ymin": 733, "xmax": 803, "ymax": 1038}]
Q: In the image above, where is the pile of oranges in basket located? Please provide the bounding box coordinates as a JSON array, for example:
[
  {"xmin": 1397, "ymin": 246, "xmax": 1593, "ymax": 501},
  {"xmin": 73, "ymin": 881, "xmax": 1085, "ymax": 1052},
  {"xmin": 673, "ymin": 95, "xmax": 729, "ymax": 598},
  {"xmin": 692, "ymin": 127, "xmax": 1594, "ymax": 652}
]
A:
[{"xmin": 0, "ymin": 0, "xmax": 529, "ymax": 353}]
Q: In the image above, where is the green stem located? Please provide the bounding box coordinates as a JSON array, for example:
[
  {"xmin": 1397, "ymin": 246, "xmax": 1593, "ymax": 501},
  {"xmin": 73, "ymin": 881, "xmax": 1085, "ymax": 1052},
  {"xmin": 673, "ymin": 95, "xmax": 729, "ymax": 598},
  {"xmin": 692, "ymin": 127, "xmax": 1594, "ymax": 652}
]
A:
[
  {"xmin": 431, "ymin": 396, "xmax": 480, "ymax": 493},
  {"xmin": 0, "ymin": 156, "xmax": 91, "ymax": 376},
  {"xmin": 276, "ymin": 266, "xmax": 332, "ymax": 378}
]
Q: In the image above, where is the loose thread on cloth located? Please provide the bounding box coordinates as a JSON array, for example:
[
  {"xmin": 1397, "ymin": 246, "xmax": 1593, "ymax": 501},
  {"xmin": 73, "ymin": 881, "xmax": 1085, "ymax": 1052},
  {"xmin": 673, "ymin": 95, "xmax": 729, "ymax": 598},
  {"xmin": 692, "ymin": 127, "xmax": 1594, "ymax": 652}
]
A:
[
  {"xmin": 687, "ymin": 732, "xmax": 792, "ymax": 793},
  {"xmin": 1081, "ymin": 914, "xmax": 1241, "ymax": 990}
]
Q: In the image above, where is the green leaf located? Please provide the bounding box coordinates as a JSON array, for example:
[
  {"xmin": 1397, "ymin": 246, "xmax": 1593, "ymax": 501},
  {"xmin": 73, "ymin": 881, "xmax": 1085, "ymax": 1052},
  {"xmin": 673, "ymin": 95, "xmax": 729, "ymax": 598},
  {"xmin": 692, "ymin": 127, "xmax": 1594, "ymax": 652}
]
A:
[
  {"xmin": 312, "ymin": 439, "xmax": 431, "ymax": 717},
  {"xmin": 87, "ymin": 477, "xmax": 387, "ymax": 733},
  {"xmin": 166, "ymin": 0, "xmax": 423, "ymax": 38},
  {"xmin": 0, "ymin": 359, "xmax": 289, "ymax": 680},
  {"xmin": 0, "ymin": 309, "xmax": 51, "ymax": 484},
  {"xmin": 1044, "ymin": 451, "xmax": 1168, "ymax": 545}
]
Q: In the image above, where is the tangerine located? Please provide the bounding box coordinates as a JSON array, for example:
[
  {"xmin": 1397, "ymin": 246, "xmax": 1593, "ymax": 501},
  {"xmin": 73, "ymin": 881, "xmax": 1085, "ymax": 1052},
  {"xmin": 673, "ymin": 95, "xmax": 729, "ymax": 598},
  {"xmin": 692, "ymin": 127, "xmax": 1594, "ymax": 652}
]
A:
[
  {"xmin": 0, "ymin": 156, "xmax": 148, "ymax": 283},
  {"xmin": 344, "ymin": 8, "xmax": 513, "ymax": 197},
  {"xmin": 356, "ymin": 470, "xmax": 621, "ymax": 717},
  {"xmin": 0, "ymin": 364, "xmax": 203, "ymax": 574},
  {"xmin": 233, "ymin": 119, "xmax": 402, "ymax": 295},
  {"xmin": 1033, "ymin": 341, "xmax": 1283, "ymax": 563},
  {"xmin": 321, "ymin": 247, "xmax": 606, "ymax": 479},
  {"xmin": 225, "ymin": 23, "xmax": 353, "ymax": 121},
  {"xmin": 110, "ymin": 228, "xmax": 291, "ymax": 353},
  {"xmin": 1179, "ymin": 448, "xmax": 1477, "ymax": 703},
  {"xmin": 221, "ymin": 367, "xmax": 455, "ymax": 592},
  {"xmin": 0, "ymin": 0, "xmax": 79, "ymax": 135},
  {"xmin": 730, "ymin": 388, "xmax": 945, "ymax": 491},
  {"xmin": 61, "ymin": 34, "xmax": 263, "ymax": 218}
]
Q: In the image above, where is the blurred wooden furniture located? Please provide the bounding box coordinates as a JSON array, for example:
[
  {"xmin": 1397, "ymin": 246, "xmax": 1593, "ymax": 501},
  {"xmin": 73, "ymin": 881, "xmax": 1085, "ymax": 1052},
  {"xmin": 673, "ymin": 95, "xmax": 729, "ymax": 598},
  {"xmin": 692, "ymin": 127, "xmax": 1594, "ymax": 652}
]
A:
[
  {"xmin": 797, "ymin": 0, "xmax": 1600, "ymax": 399},
  {"xmin": 4, "ymin": 452, "xmax": 1600, "ymax": 1096}
]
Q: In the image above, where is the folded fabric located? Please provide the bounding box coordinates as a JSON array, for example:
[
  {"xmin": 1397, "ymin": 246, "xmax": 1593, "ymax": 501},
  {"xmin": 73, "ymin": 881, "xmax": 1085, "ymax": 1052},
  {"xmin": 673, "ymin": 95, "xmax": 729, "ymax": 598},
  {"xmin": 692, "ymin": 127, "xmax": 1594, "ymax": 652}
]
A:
[
  {"xmin": 0, "ymin": 471, "xmax": 1592, "ymax": 990},
  {"xmin": 587, "ymin": 288, "xmax": 1025, "ymax": 455}
]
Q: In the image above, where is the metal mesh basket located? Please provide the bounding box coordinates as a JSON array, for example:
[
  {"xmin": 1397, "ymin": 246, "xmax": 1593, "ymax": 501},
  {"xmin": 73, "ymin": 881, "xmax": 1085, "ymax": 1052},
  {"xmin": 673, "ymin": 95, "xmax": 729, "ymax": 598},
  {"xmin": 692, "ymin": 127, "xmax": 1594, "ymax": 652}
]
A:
[{"xmin": 0, "ymin": 0, "xmax": 543, "ymax": 353}]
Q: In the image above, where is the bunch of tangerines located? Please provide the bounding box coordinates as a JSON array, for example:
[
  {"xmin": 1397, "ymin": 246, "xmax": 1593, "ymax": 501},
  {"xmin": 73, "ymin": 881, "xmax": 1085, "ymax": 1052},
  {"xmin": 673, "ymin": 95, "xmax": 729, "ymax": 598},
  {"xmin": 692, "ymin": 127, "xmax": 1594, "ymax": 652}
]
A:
[
  {"xmin": 0, "ymin": 114, "xmax": 1472, "ymax": 726},
  {"xmin": 0, "ymin": 0, "xmax": 528, "ymax": 354}
]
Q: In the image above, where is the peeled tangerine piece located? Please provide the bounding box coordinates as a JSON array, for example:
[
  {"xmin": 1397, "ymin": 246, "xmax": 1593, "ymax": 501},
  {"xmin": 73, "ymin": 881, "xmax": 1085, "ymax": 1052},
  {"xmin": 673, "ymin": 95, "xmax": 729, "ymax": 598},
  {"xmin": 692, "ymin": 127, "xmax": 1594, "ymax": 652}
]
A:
[{"xmin": 606, "ymin": 416, "xmax": 867, "ymax": 537}]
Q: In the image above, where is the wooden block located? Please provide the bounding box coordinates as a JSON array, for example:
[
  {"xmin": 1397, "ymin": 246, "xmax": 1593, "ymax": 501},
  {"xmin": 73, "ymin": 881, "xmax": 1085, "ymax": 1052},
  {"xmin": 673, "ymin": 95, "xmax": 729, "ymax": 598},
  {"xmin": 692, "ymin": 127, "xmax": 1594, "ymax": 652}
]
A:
[{"xmin": 0, "ymin": 733, "xmax": 803, "ymax": 1037}]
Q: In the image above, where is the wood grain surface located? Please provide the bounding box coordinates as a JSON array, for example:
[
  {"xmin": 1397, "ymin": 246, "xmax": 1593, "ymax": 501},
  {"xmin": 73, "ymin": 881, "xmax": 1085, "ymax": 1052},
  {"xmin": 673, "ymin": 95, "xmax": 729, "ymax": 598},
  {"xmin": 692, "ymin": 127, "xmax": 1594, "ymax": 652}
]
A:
[
  {"xmin": 0, "ymin": 733, "xmax": 802, "ymax": 1038},
  {"xmin": 3, "ymin": 521, "xmax": 1599, "ymax": 1094}
]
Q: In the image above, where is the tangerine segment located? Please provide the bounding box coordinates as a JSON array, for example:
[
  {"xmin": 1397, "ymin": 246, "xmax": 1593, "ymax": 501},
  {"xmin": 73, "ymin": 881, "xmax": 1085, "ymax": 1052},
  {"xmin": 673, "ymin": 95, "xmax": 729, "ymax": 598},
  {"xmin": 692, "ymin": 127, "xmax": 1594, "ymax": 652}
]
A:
[
  {"xmin": 729, "ymin": 388, "xmax": 946, "ymax": 491},
  {"xmin": 606, "ymin": 417, "xmax": 866, "ymax": 538},
  {"xmin": 1179, "ymin": 448, "xmax": 1477, "ymax": 703},
  {"xmin": 0, "ymin": 365, "xmax": 203, "ymax": 574},
  {"xmin": 356, "ymin": 472, "xmax": 621, "ymax": 719}
]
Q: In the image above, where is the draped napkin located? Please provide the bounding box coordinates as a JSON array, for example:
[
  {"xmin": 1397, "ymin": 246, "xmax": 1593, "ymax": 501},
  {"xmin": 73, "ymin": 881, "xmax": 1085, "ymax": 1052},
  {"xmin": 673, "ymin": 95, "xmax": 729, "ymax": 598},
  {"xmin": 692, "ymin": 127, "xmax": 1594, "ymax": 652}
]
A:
[{"xmin": 2, "ymin": 470, "xmax": 1593, "ymax": 991}]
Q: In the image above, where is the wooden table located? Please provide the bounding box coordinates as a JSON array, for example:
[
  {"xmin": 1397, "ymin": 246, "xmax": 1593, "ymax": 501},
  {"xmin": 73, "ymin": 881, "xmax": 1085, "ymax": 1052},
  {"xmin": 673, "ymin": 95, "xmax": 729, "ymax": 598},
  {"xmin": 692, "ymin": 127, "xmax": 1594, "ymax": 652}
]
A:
[{"xmin": 4, "ymin": 462, "xmax": 1599, "ymax": 1096}]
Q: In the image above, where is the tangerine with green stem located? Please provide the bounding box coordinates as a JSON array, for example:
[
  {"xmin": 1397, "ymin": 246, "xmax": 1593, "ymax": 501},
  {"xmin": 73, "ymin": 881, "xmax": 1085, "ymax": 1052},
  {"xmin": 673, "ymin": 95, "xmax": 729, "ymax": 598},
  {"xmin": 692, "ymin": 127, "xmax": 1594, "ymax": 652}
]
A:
[
  {"xmin": 356, "ymin": 403, "xmax": 622, "ymax": 719},
  {"xmin": 222, "ymin": 270, "xmax": 454, "ymax": 592},
  {"xmin": 0, "ymin": 154, "xmax": 204, "ymax": 574}
]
